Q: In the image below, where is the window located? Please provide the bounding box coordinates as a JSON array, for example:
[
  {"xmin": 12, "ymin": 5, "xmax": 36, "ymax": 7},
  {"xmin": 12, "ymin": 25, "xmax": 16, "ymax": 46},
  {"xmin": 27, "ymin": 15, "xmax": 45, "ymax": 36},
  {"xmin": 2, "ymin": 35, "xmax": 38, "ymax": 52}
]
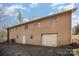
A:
[
  {"xmin": 37, "ymin": 23, "xmax": 41, "ymax": 27},
  {"xmin": 30, "ymin": 35, "xmax": 33, "ymax": 39},
  {"xmin": 34, "ymin": 22, "xmax": 41, "ymax": 27},
  {"xmin": 25, "ymin": 24, "xmax": 28, "ymax": 29},
  {"xmin": 51, "ymin": 17, "xmax": 57, "ymax": 24},
  {"xmin": 17, "ymin": 35, "xmax": 19, "ymax": 39},
  {"xmin": 34, "ymin": 23, "xmax": 37, "ymax": 26}
]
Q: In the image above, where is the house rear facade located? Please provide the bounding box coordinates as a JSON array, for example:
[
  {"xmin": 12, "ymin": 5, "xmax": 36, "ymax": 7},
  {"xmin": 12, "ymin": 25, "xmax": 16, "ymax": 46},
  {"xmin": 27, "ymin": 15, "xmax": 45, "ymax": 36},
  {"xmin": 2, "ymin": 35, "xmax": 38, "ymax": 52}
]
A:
[{"xmin": 7, "ymin": 9, "xmax": 76, "ymax": 47}]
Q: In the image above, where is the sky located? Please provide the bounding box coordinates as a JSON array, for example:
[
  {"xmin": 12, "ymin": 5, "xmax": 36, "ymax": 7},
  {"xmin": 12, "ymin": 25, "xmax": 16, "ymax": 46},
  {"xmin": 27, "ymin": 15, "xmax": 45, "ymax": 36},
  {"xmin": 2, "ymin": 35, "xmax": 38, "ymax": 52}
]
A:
[{"xmin": 0, "ymin": 3, "xmax": 79, "ymax": 27}]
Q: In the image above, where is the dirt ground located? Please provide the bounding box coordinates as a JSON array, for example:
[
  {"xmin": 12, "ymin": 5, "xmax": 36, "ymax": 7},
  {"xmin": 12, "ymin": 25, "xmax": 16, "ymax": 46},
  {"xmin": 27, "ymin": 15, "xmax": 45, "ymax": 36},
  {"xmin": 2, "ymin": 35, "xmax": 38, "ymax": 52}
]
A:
[
  {"xmin": 72, "ymin": 35, "xmax": 79, "ymax": 44},
  {"xmin": 0, "ymin": 42, "xmax": 79, "ymax": 56}
]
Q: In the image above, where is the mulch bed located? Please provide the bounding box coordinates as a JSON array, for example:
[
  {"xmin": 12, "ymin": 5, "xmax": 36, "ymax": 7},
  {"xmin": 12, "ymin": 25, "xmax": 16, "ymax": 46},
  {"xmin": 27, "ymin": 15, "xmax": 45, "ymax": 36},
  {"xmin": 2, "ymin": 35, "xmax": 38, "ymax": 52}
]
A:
[{"xmin": 0, "ymin": 42, "xmax": 79, "ymax": 56}]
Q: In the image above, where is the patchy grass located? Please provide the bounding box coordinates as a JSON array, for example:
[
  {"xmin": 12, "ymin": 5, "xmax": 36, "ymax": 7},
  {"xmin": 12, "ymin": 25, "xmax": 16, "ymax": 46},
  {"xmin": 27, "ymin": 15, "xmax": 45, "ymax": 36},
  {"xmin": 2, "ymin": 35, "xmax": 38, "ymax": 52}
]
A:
[
  {"xmin": 73, "ymin": 48, "xmax": 79, "ymax": 56},
  {"xmin": 0, "ymin": 42, "xmax": 79, "ymax": 56}
]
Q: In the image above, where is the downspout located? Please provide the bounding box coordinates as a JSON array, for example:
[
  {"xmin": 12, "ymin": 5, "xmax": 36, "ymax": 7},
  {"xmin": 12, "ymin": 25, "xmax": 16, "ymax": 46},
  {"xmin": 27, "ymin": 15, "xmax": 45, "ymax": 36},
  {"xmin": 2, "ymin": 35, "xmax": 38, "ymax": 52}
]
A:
[{"xmin": 7, "ymin": 28, "xmax": 9, "ymax": 42}]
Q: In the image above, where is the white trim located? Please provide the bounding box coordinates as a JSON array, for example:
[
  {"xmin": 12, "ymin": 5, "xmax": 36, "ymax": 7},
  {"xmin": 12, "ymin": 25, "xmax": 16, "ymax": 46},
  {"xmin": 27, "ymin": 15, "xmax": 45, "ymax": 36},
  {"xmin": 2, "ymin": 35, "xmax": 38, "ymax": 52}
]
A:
[{"xmin": 42, "ymin": 34, "xmax": 57, "ymax": 47}]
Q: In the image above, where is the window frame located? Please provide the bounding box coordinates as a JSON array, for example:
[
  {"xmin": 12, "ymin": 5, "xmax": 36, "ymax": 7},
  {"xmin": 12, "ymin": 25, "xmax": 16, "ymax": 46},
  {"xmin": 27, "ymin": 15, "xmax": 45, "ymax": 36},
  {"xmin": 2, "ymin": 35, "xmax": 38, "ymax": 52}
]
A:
[
  {"xmin": 30, "ymin": 35, "xmax": 33, "ymax": 39},
  {"xmin": 34, "ymin": 22, "xmax": 41, "ymax": 28},
  {"xmin": 37, "ymin": 23, "xmax": 41, "ymax": 27},
  {"xmin": 17, "ymin": 35, "xmax": 19, "ymax": 39},
  {"xmin": 51, "ymin": 17, "xmax": 57, "ymax": 24},
  {"xmin": 25, "ymin": 24, "xmax": 28, "ymax": 30}
]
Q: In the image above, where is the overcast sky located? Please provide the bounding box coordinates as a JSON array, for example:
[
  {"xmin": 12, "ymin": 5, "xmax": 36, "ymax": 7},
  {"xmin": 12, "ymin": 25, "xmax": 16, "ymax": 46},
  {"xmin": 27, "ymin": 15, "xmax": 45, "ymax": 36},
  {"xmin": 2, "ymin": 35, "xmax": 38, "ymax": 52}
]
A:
[{"xmin": 0, "ymin": 3, "xmax": 79, "ymax": 27}]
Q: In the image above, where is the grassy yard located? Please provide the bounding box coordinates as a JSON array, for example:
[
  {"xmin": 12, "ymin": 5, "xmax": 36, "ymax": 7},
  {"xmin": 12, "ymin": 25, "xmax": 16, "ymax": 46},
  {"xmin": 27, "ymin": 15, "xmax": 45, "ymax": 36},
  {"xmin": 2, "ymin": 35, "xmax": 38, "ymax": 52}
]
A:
[{"xmin": 0, "ymin": 42, "xmax": 79, "ymax": 56}]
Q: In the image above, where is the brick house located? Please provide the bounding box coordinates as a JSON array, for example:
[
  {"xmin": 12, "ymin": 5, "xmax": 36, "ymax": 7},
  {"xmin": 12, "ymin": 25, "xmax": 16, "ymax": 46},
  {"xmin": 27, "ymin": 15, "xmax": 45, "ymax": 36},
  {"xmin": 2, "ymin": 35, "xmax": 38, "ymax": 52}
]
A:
[{"xmin": 7, "ymin": 8, "xmax": 76, "ymax": 47}]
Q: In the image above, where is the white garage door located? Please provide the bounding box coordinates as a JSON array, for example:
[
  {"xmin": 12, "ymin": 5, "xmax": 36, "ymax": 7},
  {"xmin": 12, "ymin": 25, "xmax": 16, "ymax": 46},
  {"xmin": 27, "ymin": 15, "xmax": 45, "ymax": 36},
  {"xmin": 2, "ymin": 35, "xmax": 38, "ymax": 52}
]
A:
[{"xmin": 42, "ymin": 34, "xmax": 57, "ymax": 47}]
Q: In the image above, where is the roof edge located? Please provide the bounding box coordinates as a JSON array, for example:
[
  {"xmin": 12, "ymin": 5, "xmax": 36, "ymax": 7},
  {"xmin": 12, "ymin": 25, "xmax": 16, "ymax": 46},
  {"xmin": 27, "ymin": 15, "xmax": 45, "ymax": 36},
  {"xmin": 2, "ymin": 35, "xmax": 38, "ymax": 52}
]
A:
[{"xmin": 7, "ymin": 8, "xmax": 77, "ymax": 29}]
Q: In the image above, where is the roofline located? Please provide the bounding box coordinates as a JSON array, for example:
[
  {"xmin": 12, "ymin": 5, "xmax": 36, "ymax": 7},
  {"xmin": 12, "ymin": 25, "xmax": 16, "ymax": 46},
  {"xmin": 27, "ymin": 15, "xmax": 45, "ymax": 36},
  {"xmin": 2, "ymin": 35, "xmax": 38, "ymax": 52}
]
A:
[{"xmin": 7, "ymin": 8, "xmax": 77, "ymax": 29}]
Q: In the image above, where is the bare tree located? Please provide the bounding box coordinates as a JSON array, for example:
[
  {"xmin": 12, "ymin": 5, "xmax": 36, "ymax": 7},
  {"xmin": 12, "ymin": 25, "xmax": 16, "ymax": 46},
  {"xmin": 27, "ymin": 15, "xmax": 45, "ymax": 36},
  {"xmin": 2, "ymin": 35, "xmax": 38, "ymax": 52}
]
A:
[
  {"xmin": 16, "ymin": 10, "xmax": 24, "ymax": 24},
  {"xmin": 74, "ymin": 24, "xmax": 79, "ymax": 35},
  {"xmin": 0, "ymin": 6, "xmax": 24, "ymax": 42},
  {"xmin": 0, "ymin": 6, "xmax": 7, "ymax": 42},
  {"xmin": 0, "ymin": 6, "xmax": 16, "ymax": 42}
]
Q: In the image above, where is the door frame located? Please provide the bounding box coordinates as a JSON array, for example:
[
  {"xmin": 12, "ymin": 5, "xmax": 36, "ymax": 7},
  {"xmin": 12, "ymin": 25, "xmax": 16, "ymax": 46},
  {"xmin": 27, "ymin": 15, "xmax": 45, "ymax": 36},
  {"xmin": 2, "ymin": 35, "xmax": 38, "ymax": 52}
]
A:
[
  {"xmin": 22, "ymin": 35, "xmax": 26, "ymax": 44},
  {"xmin": 41, "ymin": 33, "xmax": 58, "ymax": 46}
]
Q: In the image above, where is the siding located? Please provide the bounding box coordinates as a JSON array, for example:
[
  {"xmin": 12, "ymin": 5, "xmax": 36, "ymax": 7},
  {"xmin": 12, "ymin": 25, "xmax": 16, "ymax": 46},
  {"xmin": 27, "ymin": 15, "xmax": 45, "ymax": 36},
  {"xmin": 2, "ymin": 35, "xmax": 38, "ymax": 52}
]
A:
[{"xmin": 8, "ymin": 11, "xmax": 72, "ymax": 46}]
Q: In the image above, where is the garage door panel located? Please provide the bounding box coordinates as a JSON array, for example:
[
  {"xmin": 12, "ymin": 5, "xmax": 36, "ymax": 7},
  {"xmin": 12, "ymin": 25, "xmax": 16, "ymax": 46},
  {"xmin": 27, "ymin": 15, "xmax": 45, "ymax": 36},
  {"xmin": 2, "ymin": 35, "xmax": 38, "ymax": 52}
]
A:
[{"xmin": 42, "ymin": 34, "xmax": 57, "ymax": 46}]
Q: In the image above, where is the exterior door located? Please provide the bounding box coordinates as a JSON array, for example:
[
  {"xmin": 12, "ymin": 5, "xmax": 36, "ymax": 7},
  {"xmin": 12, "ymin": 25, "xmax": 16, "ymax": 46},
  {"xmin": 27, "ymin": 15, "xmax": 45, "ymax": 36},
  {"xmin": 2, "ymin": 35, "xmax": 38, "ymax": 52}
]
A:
[
  {"xmin": 23, "ymin": 35, "xmax": 26, "ymax": 44},
  {"xmin": 42, "ymin": 34, "xmax": 57, "ymax": 47}
]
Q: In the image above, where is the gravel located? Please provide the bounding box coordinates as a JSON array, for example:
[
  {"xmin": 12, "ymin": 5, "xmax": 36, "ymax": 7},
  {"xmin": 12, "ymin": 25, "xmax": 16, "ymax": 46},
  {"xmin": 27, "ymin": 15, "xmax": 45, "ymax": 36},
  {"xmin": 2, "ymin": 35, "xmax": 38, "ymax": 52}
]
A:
[{"xmin": 0, "ymin": 42, "xmax": 79, "ymax": 56}]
